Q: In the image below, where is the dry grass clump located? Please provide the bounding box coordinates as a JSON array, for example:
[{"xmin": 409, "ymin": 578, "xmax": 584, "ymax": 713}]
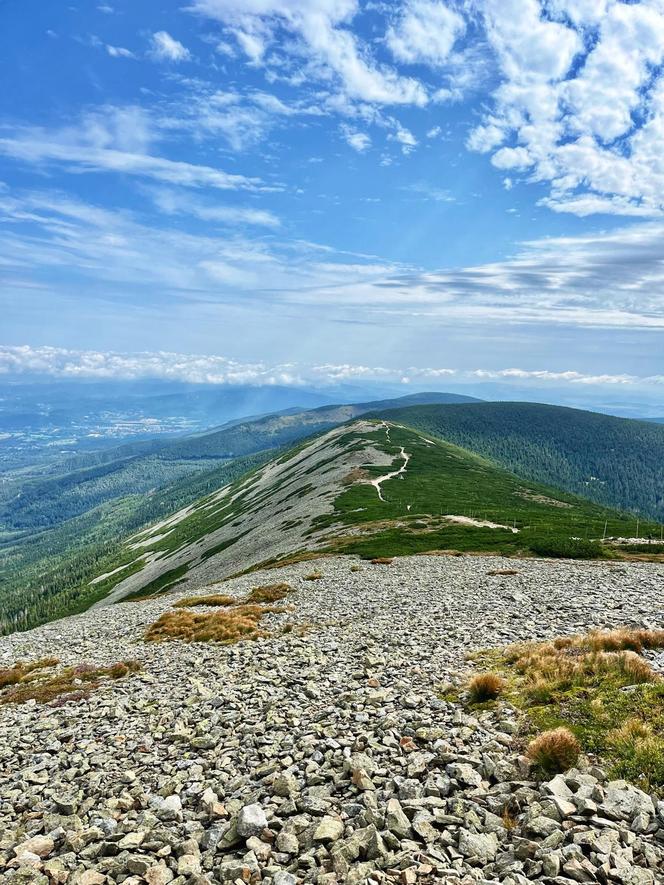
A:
[
  {"xmin": 553, "ymin": 627, "xmax": 664, "ymax": 654},
  {"xmin": 174, "ymin": 593, "xmax": 236, "ymax": 608},
  {"xmin": 505, "ymin": 629, "xmax": 662, "ymax": 701},
  {"xmin": 0, "ymin": 657, "xmax": 59, "ymax": 688},
  {"xmin": 1, "ymin": 660, "xmax": 141, "ymax": 706},
  {"xmin": 145, "ymin": 604, "xmax": 286, "ymax": 644},
  {"xmin": 371, "ymin": 557, "xmax": 393, "ymax": 565},
  {"xmin": 527, "ymin": 727, "xmax": 580, "ymax": 774},
  {"xmin": 303, "ymin": 570, "xmax": 323, "ymax": 581},
  {"xmin": 487, "ymin": 569, "xmax": 519, "ymax": 576},
  {"xmin": 468, "ymin": 672, "xmax": 505, "ymax": 702},
  {"xmin": 246, "ymin": 582, "xmax": 292, "ymax": 603}
]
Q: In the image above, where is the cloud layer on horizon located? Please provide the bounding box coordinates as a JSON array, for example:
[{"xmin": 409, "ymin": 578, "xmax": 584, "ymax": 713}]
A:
[{"xmin": 2, "ymin": 344, "xmax": 662, "ymax": 390}]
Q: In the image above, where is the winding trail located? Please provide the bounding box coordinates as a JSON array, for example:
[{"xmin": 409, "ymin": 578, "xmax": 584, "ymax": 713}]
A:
[{"xmin": 370, "ymin": 443, "xmax": 411, "ymax": 502}]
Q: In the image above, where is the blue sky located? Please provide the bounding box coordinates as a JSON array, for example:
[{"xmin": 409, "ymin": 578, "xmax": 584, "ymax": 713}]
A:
[{"xmin": 1, "ymin": 0, "xmax": 663, "ymax": 403}]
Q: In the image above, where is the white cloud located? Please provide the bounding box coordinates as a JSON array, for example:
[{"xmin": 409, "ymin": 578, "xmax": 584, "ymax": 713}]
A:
[
  {"xmin": 3, "ymin": 187, "xmax": 664, "ymax": 335},
  {"xmin": 341, "ymin": 125, "xmax": 371, "ymax": 151},
  {"xmin": 0, "ymin": 106, "xmax": 265, "ymax": 191},
  {"xmin": 390, "ymin": 122, "xmax": 418, "ymax": 154},
  {"xmin": 189, "ymin": 0, "xmax": 428, "ymax": 106},
  {"xmin": 491, "ymin": 146, "xmax": 532, "ymax": 170},
  {"xmin": 148, "ymin": 187, "xmax": 280, "ymax": 226},
  {"xmin": 468, "ymin": 0, "xmax": 664, "ymax": 217},
  {"xmin": 387, "ymin": 0, "xmax": 465, "ymax": 66},
  {"xmin": 149, "ymin": 31, "xmax": 191, "ymax": 63},
  {"xmin": 2, "ymin": 343, "xmax": 662, "ymax": 390},
  {"xmin": 106, "ymin": 45, "xmax": 135, "ymax": 59}
]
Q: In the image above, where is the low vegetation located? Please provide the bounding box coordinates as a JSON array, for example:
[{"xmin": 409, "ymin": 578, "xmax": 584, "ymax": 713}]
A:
[
  {"xmin": 0, "ymin": 658, "xmax": 141, "ymax": 705},
  {"xmin": 529, "ymin": 537, "xmax": 607, "ymax": 560},
  {"xmin": 174, "ymin": 593, "xmax": 236, "ymax": 608},
  {"xmin": 145, "ymin": 604, "xmax": 286, "ymax": 644},
  {"xmin": 246, "ymin": 582, "xmax": 293, "ymax": 603},
  {"xmin": 468, "ymin": 672, "xmax": 504, "ymax": 702},
  {"xmin": 317, "ymin": 424, "xmax": 662, "ymax": 564},
  {"xmin": 303, "ymin": 570, "xmax": 323, "ymax": 581},
  {"xmin": 527, "ymin": 727, "xmax": 581, "ymax": 775},
  {"xmin": 472, "ymin": 627, "xmax": 664, "ymax": 790}
]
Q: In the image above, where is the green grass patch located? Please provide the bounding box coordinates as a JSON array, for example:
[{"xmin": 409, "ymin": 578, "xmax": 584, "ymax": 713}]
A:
[
  {"xmin": 122, "ymin": 562, "xmax": 190, "ymax": 602},
  {"xmin": 472, "ymin": 628, "xmax": 664, "ymax": 791}
]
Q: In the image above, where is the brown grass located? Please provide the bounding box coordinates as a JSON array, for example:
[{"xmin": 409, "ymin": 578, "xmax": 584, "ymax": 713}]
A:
[
  {"xmin": 527, "ymin": 727, "xmax": 580, "ymax": 774},
  {"xmin": 504, "ymin": 627, "xmax": 663, "ymax": 697},
  {"xmin": 487, "ymin": 569, "xmax": 519, "ymax": 576},
  {"xmin": 371, "ymin": 557, "xmax": 393, "ymax": 565},
  {"xmin": 1, "ymin": 660, "xmax": 141, "ymax": 706},
  {"xmin": 0, "ymin": 657, "xmax": 60, "ymax": 689},
  {"xmin": 468, "ymin": 672, "xmax": 505, "ymax": 702},
  {"xmin": 246, "ymin": 582, "xmax": 292, "ymax": 603},
  {"xmin": 145, "ymin": 604, "xmax": 286, "ymax": 644},
  {"xmin": 303, "ymin": 570, "xmax": 322, "ymax": 581},
  {"xmin": 174, "ymin": 593, "xmax": 236, "ymax": 608}
]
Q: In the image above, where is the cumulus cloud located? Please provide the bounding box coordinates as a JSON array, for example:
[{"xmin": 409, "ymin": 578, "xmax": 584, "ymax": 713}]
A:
[
  {"xmin": 468, "ymin": 0, "xmax": 664, "ymax": 216},
  {"xmin": 2, "ymin": 344, "xmax": 661, "ymax": 390},
  {"xmin": 149, "ymin": 31, "xmax": 191, "ymax": 63},
  {"xmin": 341, "ymin": 126, "xmax": 371, "ymax": 152},
  {"xmin": 189, "ymin": 0, "xmax": 428, "ymax": 106},
  {"xmin": 387, "ymin": 0, "xmax": 465, "ymax": 66}
]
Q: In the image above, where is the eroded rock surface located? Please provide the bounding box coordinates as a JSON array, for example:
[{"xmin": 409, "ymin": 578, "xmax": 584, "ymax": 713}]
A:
[{"xmin": 1, "ymin": 555, "xmax": 663, "ymax": 884}]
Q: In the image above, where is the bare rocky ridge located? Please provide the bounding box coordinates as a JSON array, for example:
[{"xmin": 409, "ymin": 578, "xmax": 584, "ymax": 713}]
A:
[
  {"xmin": 1, "ymin": 554, "xmax": 663, "ymax": 884},
  {"xmin": 99, "ymin": 422, "xmax": 398, "ymax": 605}
]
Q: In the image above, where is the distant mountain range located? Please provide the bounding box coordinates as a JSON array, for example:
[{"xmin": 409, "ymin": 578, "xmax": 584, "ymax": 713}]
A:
[{"xmin": 1, "ymin": 392, "xmax": 662, "ymax": 634}]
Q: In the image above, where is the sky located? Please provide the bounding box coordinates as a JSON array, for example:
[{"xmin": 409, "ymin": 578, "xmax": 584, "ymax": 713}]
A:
[{"xmin": 1, "ymin": 0, "xmax": 664, "ymax": 404}]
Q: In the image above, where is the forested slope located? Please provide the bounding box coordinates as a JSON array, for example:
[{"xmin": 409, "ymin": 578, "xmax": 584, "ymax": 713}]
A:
[{"xmin": 377, "ymin": 402, "xmax": 664, "ymax": 521}]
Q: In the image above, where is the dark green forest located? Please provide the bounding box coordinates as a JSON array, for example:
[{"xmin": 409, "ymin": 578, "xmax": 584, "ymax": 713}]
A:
[
  {"xmin": 377, "ymin": 402, "xmax": 664, "ymax": 522},
  {"xmin": 0, "ymin": 451, "xmax": 272, "ymax": 635}
]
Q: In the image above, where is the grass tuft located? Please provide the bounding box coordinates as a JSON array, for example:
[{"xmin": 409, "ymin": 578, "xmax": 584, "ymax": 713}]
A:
[
  {"xmin": 246, "ymin": 583, "xmax": 292, "ymax": 603},
  {"xmin": 476, "ymin": 625, "xmax": 664, "ymax": 791},
  {"xmin": 174, "ymin": 593, "xmax": 236, "ymax": 608},
  {"xmin": 1, "ymin": 659, "xmax": 141, "ymax": 705},
  {"xmin": 468, "ymin": 672, "xmax": 504, "ymax": 702},
  {"xmin": 303, "ymin": 570, "xmax": 323, "ymax": 581},
  {"xmin": 145, "ymin": 604, "xmax": 286, "ymax": 644},
  {"xmin": 0, "ymin": 657, "xmax": 60, "ymax": 689},
  {"xmin": 527, "ymin": 727, "xmax": 580, "ymax": 774},
  {"xmin": 370, "ymin": 557, "xmax": 393, "ymax": 565}
]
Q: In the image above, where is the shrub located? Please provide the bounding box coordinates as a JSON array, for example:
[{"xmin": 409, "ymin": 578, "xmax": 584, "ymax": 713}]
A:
[
  {"xmin": 468, "ymin": 672, "xmax": 505, "ymax": 702},
  {"xmin": 304, "ymin": 570, "xmax": 322, "ymax": 581},
  {"xmin": 174, "ymin": 593, "xmax": 236, "ymax": 608},
  {"xmin": 246, "ymin": 583, "xmax": 292, "ymax": 603},
  {"xmin": 371, "ymin": 557, "xmax": 393, "ymax": 565},
  {"xmin": 527, "ymin": 727, "xmax": 580, "ymax": 774},
  {"xmin": 530, "ymin": 537, "xmax": 606, "ymax": 560}
]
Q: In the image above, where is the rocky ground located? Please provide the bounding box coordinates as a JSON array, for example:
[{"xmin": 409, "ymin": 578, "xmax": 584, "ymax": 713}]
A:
[{"xmin": 1, "ymin": 554, "xmax": 663, "ymax": 885}]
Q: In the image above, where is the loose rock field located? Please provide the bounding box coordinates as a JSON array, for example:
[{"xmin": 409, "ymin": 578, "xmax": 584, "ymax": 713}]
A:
[{"xmin": 1, "ymin": 555, "xmax": 663, "ymax": 884}]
